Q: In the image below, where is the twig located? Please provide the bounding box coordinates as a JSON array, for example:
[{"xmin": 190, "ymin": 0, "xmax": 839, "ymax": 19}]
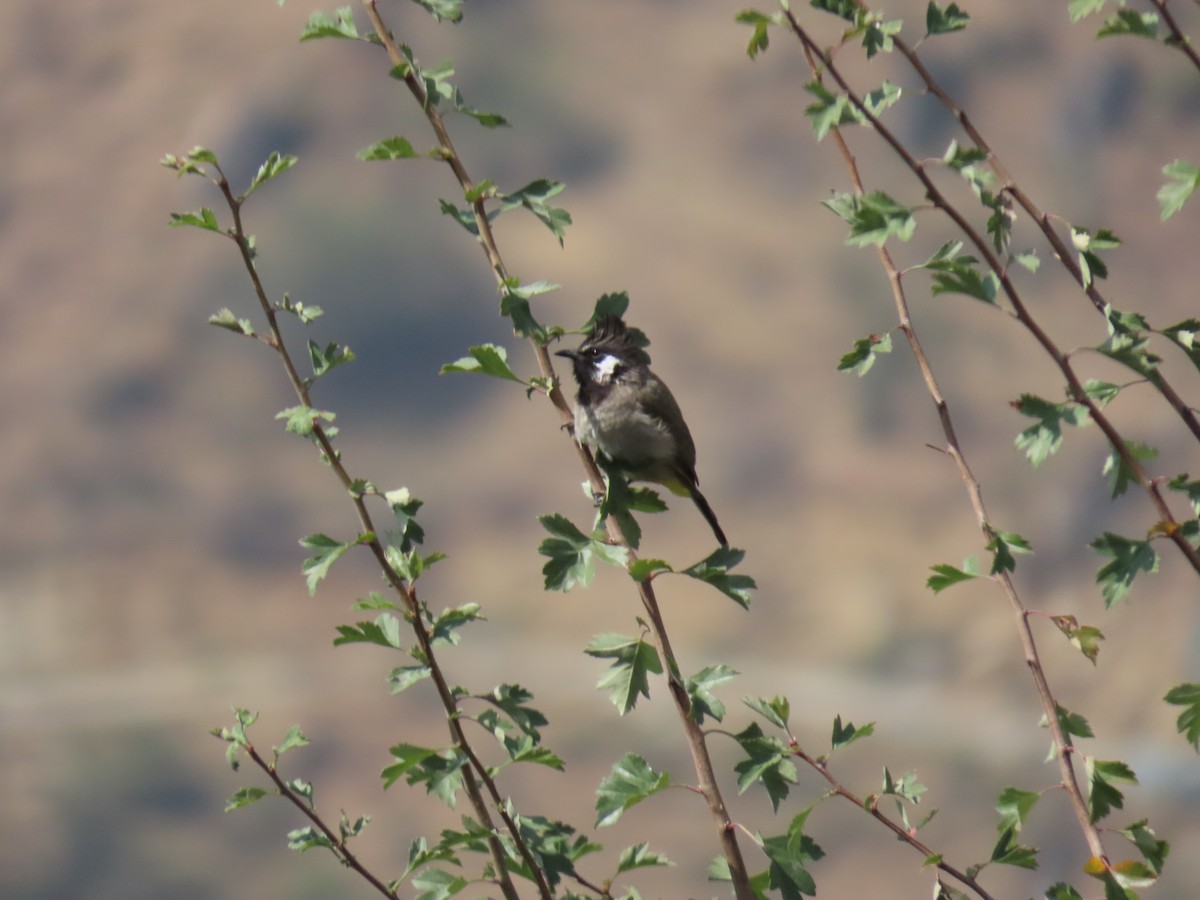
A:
[
  {"xmin": 244, "ymin": 741, "xmax": 402, "ymax": 899},
  {"xmin": 359, "ymin": 3, "xmax": 754, "ymax": 896},
  {"xmin": 210, "ymin": 162, "xmax": 531, "ymax": 900},
  {"xmin": 784, "ymin": 10, "xmax": 1109, "ymax": 870}
]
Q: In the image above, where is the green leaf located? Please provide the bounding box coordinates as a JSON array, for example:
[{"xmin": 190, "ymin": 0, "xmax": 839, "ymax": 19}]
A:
[
  {"xmin": 803, "ymin": 81, "xmax": 860, "ymax": 139},
  {"xmin": 299, "ymin": 533, "xmax": 351, "ymax": 595},
  {"xmin": 1096, "ymin": 9, "xmax": 1158, "ymax": 39},
  {"xmin": 410, "ymin": 0, "xmax": 464, "ymax": 24},
  {"xmin": 585, "ymin": 633, "xmax": 663, "ymax": 714},
  {"xmin": 837, "ymin": 332, "xmax": 892, "ymax": 376},
  {"xmin": 278, "ymin": 294, "xmax": 323, "ymax": 323},
  {"xmin": 388, "ymin": 665, "xmax": 432, "ymax": 693},
  {"xmin": 732, "ymin": 723, "xmax": 796, "ymax": 811},
  {"xmin": 629, "ymin": 557, "xmax": 672, "ymax": 581},
  {"xmin": 811, "ymin": 0, "xmax": 858, "ymax": 22},
  {"xmin": 439, "ymin": 343, "xmax": 522, "ymax": 383},
  {"xmin": 300, "ymin": 6, "xmax": 360, "ymax": 40},
  {"xmin": 926, "ymin": 2, "xmax": 969, "ymax": 35},
  {"xmin": 942, "ymin": 142, "xmax": 994, "ymax": 196},
  {"xmin": 1045, "ymin": 704, "xmax": 1094, "ymax": 746},
  {"xmin": 881, "ymin": 768, "xmax": 927, "ymax": 804},
  {"xmin": 332, "ymin": 613, "xmax": 405, "ymax": 649},
  {"xmin": 1157, "ymin": 160, "xmax": 1200, "ymax": 220},
  {"xmin": 1049, "ymin": 615, "xmax": 1105, "ymax": 664},
  {"xmin": 169, "ymin": 208, "xmax": 222, "ymax": 232},
  {"xmin": 482, "ymin": 683, "xmax": 548, "ymax": 741},
  {"xmin": 616, "ymin": 842, "xmax": 673, "ymax": 873},
  {"xmin": 382, "ymin": 746, "xmax": 466, "ymax": 806},
  {"xmin": 761, "ymin": 811, "xmax": 823, "ymax": 897},
  {"xmin": 681, "ymin": 546, "xmax": 756, "ymax": 608},
  {"xmin": 862, "ymin": 16, "xmax": 902, "ymax": 58},
  {"xmin": 499, "ymin": 289, "xmax": 545, "ymax": 340},
  {"xmin": 1102, "ymin": 440, "xmax": 1156, "ymax": 498},
  {"xmin": 745, "ymin": 695, "xmax": 791, "ymax": 730},
  {"xmin": 385, "ymin": 486, "xmax": 427, "ymax": 551},
  {"xmin": 1159, "ymin": 318, "xmax": 1200, "ymax": 373},
  {"xmin": 986, "ymin": 529, "xmax": 1032, "ymax": 575},
  {"xmin": 225, "ymin": 786, "xmax": 269, "ymax": 811},
  {"xmin": 308, "ymin": 340, "xmax": 355, "ymax": 379},
  {"xmin": 1071, "ymin": 226, "xmax": 1119, "ymax": 288},
  {"xmin": 1164, "ymin": 682, "xmax": 1200, "ymax": 750},
  {"xmin": 1083, "ymin": 378, "xmax": 1122, "ymax": 407},
  {"xmin": 926, "ymin": 559, "xmax": 978, "ymax": 593},
  {"xmin": 498, "ymin": 179, "xmax": 572, "ymax": 245},
  {"xmin": 1013, "ymin": 393, "xmax": 1089, "ymax": 467},
  {"xmin": 276, "ymin": 405, "xmax": 335, "ymax": 437},
  {"xmin": 1090, "ymin": 532, "xmax": 1158, "ymax": 607},
  {"xmin": 995, "ymin": 786, "xmax": 1039, "ymax": 834},
  {"xmin": 538, "ymin": 514, "xmax": 628, "ymax": 591},
  {"xmin": 275, "ymin": 725, "xmax": 310, "ymax": 758},
  {"xmin": 595, "ymin": 464, "xmax": 645, "ymax": 550},
  {"xmin": 589, "ymin": 292, "xmax": 631, "ymax": 324},
  {"xmin": 1045, "ymin": 884, "xmax": 1085, "ymax": 900},
  {"xmin": 505, "ymin": 279, "xmax": 561, "ymax": 300},
  {"xmin": 410, "ymin": 866, "xmax": 469, "ymax": 899},
  {"xmin": 1068, "ymin": 0, "xmax": 1107, "ymax": 22},
  {"xmin": 735, "ymin": 9, "xmax": 775, "ymax": 58},
  {"xmin": 989, "ymin": 827, "xmax": 1039, "ymax": 869},
  {"xmin": 1086, "ymin": 757, "xmax": 1137, "ymax": 823},
  {"xmin": 823, "ymin": 190, "xmax": 916, "ymax": 246},
  {"xmin": 863, "ymin": 81, "xmax": 903, "ymax": 117},
  {"xmin": 427, "ymin": 603, "xmax": 482, "ymax": 647},
  {"xmin": 246, "ymin": 152, "xmax": 297, "ymax": 195},
  {"xmin": 919, "ymin": 241, "xmax": 997, "ymax": 303},
  {"xmin": 287, "ymin": 825, "xmax": 334, "ymax": 853},
  {"xmin": 1118, "ymin": 819, "xmax": 1169, "ymax": 875},
  {"xmin": 595, "ymin": 753, "xmax": 670, "ymax": 827},
  {"xmin": 208, "ymin": 308, "xmax": 256, "ymax": 336},
  {"xmin": 684, "ymin": 664, "xmax": 738, "ymax": 724},
  {"xmin": 438, "ymin": 198, "xmax": 481, "ymax": 235},
  {"xmin": 357, "ymin": 136, "xmax": 421, "ymax": 160},
  {"xmin": 830, "ymin": 714, "xmax": 875, "ymax": 751}
]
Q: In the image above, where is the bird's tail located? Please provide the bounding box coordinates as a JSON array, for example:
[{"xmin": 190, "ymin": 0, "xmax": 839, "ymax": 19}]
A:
[{"xmin": 688, "ymin": 485, "xmax": 728, "ymax": 547}]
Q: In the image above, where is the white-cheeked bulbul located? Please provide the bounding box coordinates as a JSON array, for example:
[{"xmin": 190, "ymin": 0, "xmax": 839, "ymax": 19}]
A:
[{"xmin": 556, "ymin": 315, "xmax": 728, "ymax": 546}]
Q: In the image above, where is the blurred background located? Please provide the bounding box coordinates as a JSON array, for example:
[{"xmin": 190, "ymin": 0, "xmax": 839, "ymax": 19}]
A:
[{"xmin": 3, "ymin": 0, "xmax": 1200, "ymax": 897}]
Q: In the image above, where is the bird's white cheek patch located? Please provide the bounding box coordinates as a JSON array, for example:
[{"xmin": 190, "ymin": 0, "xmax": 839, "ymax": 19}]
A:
[{"xmin": 593, "ymin": 354, "xmax": 620, "ymax": 383}]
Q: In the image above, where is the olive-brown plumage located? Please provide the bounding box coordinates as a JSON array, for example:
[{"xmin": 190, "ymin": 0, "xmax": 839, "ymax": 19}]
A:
[{"xmin": 556, "ymin": 316, "xmax": 727, "ymax": 546}]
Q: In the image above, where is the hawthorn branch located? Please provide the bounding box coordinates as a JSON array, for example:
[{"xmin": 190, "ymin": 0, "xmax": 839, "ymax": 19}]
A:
[
  {"xmin": 785, "ymin": 12, "xmax": 1109, "ymax": 868},
  {"xmin": 208, "ymin": 162, "xmax": 531, "ymax": 900},
  {"xmin": 785, "ymin": 10, "xmax": 1200, "ymax": 581},
  {"xmin": 360, "ymin": 3, "xmax": 754, "ymax": 896}
]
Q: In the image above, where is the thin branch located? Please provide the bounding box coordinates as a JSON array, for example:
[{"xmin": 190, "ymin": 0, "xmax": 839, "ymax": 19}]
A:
[
  {"xmin": 211, "ymin": 164, "xmax": 531, "ymax": 900},
  {"xmin": 789, "ymin": 742, "xmax": 997, "ymax": 900},
  {"xmin": 244, "ymin": 741, "xmax": 402, "ymax": 900},
  {"xmin": 359, "ymin": 3, "xmax": 754, "ymax": 896},
  {"xmin": 785, "ymin": 12, "xmax": 1109, "ymax": 869},
  {"xmin": 885, "ymin": 25, "xmax": 1200, "ymax": 444},
  {"xmin": 1150, "ymin": 0, "xmax": 1200, "ymax": 74},
  {"xmin": 785, "ymin": 11, "xmax": 1200, "ymax": 581}
]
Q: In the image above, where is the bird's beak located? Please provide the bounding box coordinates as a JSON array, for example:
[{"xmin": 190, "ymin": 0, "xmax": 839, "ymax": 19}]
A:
[{"xmin": 555, "ymin": 349, "xmax": 578, "ymax": 360}]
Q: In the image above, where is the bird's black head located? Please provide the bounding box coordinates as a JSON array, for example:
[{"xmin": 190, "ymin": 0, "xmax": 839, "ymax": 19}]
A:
[{"xmin": 555, "ymin": 315, "xmax": 650, "ymax": 388}]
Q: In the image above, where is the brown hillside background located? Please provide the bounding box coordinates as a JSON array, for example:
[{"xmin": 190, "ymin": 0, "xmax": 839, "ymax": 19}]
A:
[{"xmin": 3, "ymin": 1, "xmax": 1199, "ymax": 897}]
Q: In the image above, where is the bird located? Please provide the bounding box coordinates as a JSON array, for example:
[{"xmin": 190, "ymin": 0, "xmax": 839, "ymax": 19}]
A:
[{"xmin": 555, "ymin": 315, "xmax": 728, "ymax": 546}]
